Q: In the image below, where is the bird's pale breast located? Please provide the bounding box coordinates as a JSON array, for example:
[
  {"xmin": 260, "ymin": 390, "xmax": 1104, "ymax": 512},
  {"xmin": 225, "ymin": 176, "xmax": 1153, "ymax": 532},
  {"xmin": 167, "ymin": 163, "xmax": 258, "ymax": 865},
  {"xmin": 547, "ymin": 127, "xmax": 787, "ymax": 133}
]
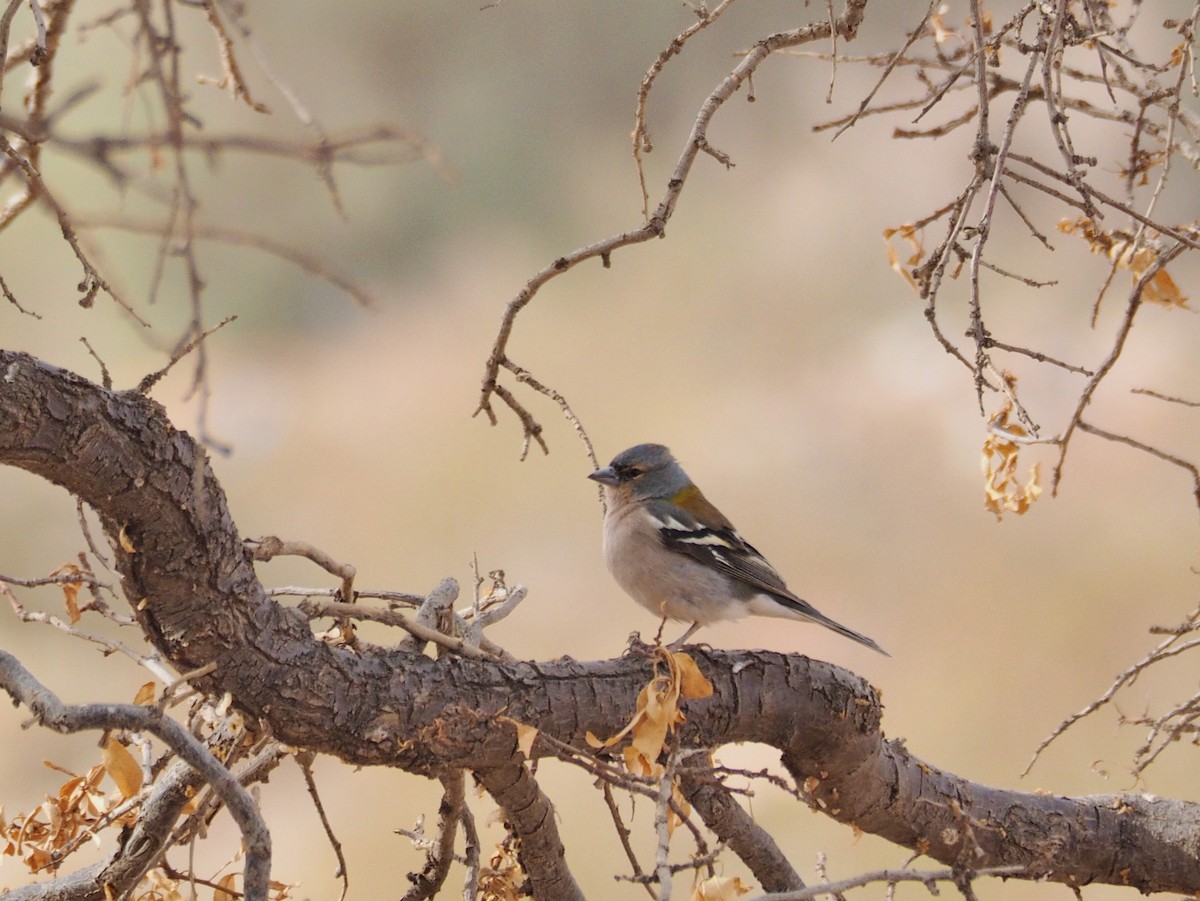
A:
[{"xmin": 602, "ymin": 501, "xmax": 750, "ymax": 625}]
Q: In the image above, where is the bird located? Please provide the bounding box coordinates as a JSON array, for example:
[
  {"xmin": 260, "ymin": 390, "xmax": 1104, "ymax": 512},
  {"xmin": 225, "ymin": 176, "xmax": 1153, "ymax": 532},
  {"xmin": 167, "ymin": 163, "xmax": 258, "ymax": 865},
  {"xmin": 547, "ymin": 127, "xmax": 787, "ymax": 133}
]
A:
[{"xmin": 588, "ymin": 443, "xmax": 887, "ymax": 654}]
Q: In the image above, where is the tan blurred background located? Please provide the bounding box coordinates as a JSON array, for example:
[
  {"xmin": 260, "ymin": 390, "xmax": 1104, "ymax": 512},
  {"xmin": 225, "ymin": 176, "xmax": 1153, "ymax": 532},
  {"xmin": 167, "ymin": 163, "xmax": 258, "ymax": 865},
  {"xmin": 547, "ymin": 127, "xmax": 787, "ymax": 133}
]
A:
[{"xmin": 2, "ymin": 0, "xmax": 1199, "ymax": 897}]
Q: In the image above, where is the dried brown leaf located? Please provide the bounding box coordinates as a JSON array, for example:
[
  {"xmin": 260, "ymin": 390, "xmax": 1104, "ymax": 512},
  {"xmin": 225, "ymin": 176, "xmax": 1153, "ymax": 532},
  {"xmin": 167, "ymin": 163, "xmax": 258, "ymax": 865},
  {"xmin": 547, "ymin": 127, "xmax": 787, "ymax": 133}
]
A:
[
  {"xmin": 132, "ymin": 682, "xmax": 157, "ymax": 706},
  {"xmin": 674, "ymin": 652, "xmax": 714, "ymax": 699},
  {"xmin": 214, "ymin": 872, "xmax": 239, "ymax": 901},
  {"xmin": 54, "ymin": 564, "xmax": 83, "ymax": 624},
  {"xmin": 1059, "ymin": 217, "xmax": 1190, "ymax": 309},
  {"xmin": 883, "ymin": 225, "xmax": 923, "ymax": 294},
  {"xmin": 693, "ymin": 875, "xmax": 751, "ymax": 900},
  {"xmin": 101, "ymin": 739, "xmax": 143, "ymax": 800}
]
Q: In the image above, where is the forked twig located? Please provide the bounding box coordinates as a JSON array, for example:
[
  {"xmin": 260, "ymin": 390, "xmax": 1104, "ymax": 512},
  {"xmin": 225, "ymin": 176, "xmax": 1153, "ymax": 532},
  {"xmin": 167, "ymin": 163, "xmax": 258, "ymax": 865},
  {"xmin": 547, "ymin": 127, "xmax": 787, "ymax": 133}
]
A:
[{"xmin": 477, "ymin": 1, "xmax": 870, "ymax": 455}]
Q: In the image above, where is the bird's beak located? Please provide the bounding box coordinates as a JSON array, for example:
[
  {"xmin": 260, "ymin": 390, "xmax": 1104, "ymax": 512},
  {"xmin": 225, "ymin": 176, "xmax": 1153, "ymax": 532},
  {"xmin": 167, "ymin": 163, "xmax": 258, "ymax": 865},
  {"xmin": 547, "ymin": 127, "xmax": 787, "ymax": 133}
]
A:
[{"xmin": 588, "ymin": 466, "xmax": 620, "ymax": 487}]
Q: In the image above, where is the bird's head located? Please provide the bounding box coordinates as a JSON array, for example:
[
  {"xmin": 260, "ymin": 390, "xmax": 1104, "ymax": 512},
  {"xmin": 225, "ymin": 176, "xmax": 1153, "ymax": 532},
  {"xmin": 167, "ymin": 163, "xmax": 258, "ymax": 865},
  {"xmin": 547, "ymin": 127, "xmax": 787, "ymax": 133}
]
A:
[{"xmin": 588, "ymin": 443, "xmax": 691, "ymax": 502}]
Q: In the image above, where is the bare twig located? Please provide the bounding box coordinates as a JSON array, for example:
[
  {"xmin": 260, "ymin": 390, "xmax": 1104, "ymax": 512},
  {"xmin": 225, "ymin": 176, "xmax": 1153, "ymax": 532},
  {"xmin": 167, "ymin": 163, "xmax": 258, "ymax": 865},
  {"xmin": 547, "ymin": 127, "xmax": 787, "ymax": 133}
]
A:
[
  {"xmin": 79, "ymin": 337, "xmax": 112, "ymax": 388},
  {"xmin": 1132, "ymin": 387, "xmax": 1200, "ymax": 407},
  {"xmin": 1076, "ymin": 420, "xmax": 1200, "ymax": 519},
  {"xmin": 832, "ymin": 0, "xmax": 937, "ymax": 139},
  {"xmin": 632, "ymin": 0, "xmax": 739, "ymax": 217},
  {"xmin": 653, "ymin": 748, "xmax": 677, "ymax": 901},
  {"xmin": 0, "ymin": 0, "xmax": 26, "ymax": 112},
  {"xmin": 248, "ymin": 536, "xmax": 357, "ymax": 608},
  {"xmin": 461, "ymin": 799, "xmax": 481, "ymax": 900},
  {"xmin": 1023, "ymin": 602, "xmax": 1200, "ymax": 775},
  {"xmin": 296, "ymin": 598, "xmax": 502, "ymax": 661},
  {"xmin": 745, "ymin": 864, "xmax": 1026, "ymax": 900},
  {"xmin": 0, "ymin": 272, "xmax": 40, "ymax": 318},
  {"xmin": 401, "ymin": 771, "xmax": 465, "ymax": 901},
  {"xmin": 78, "ymin": 213, "xmax": 379, "ymax": 308},
  {"xmin": 682, "ymin": 760, "xmax": 805, "ymax": 893},
  {"xmin": 478, "ymin": 1, "xmax": 870, "ymax": 455},
  {"xmin": 296, "ymin": 750, "xmax": 350, "ymax": 901},
  {"xmin": 0, "ymin": 132, "xmax": 140, "ymax": 319},
  {"xmin": 3, "ymin": 582, "xmax": 176, "ymax": 683},
  {"xmin": 266, "ymin": 585, "xmax": 423, "ymax": 606},
  {"xmin": 602, "ymin": 781, "xmax": 654, "ymax": 898},
  {"xmin": 1050, "ymin": 243, "xmax": 1187, "ymax": 495},
  {"xmin": 136, "ymin": 315, "xmax": 238, "ymax": 395}
]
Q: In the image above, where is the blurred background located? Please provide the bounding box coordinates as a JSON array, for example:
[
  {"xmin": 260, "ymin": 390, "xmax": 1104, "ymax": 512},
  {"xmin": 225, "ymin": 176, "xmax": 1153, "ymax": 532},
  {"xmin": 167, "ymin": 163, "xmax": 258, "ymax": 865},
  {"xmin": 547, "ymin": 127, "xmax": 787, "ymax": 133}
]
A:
[{"xmin": 2, "ymin": 0, "xmax": 1199, "ymax": 897}]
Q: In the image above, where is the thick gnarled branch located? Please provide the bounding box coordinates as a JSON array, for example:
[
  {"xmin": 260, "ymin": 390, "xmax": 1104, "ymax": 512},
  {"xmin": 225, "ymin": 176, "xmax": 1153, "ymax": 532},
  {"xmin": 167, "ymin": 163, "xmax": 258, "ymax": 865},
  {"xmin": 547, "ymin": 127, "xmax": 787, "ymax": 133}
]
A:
[{"xmin": 3, "ymin": 348, "xmax": 1200, "ymax": 896}]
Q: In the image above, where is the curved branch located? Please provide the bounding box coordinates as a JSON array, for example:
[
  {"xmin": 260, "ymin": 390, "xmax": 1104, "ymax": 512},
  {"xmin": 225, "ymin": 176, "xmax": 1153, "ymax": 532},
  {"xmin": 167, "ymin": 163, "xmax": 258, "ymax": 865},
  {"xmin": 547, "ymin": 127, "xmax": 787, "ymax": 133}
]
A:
[
  {"xmin": 0, "ymin": 651, "xmax": 271, "ymax": 901},
  {"xmin": 3, "ymin": 349, "xmax": 1200, "ymax": 895},
  {"xmin": 475, "ymin": 0, "xmax": 870, "ymax": 448}
]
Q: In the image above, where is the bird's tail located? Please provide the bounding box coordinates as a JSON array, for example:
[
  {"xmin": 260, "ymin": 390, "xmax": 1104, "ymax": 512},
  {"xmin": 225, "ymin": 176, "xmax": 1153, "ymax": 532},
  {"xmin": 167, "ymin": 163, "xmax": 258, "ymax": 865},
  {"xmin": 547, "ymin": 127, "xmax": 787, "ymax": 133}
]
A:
[
  {"xmin": 753, "ymin": 592, "xmax": 889, "ymax": 656},
  {"xmin": 817, "ymin": 614, "xmax": 889, "ymax": 657}
]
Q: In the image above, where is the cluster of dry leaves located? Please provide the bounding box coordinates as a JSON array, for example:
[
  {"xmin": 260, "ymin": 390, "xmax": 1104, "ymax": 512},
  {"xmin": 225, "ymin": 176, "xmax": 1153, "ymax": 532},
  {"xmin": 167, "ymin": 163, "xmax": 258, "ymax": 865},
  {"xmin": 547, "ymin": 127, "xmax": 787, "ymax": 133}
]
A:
[
  {"xmin": 886, "ymin": 213, "xmax": 1194, "ymax": 521},
  {"xmin": 1056, "ymin": 217, "xmax": 1190, "ymax": 312},
  {"xmin": 982, "ymin": 390, "xmax": 1043, "ymax": 520},
  {"xmin": 584, "ymin": 648, "xmax": 712, "ymax": 777},
  {"xmin": 1, "ymin": 749, "xmax": 131, "ymax": 874},
  {"xmin": 476, "ymin": 837, "xmax": 526, "ymax": 901},
  {"xmin": 587, "ymin": 649, "xmax": 754, "ymax": 901},
  {"xmin": 0, "ymin": 677, "xmax": 292, "ymax": 901}
]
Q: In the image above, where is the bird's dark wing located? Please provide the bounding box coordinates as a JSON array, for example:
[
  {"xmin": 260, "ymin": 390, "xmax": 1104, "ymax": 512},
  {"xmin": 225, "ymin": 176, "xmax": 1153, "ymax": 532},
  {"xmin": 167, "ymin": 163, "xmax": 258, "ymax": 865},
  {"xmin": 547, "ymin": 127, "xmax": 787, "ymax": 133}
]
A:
[
  {"xmin": 645, "ymin": 495, "xmax": 890, "ymax": 656},
  {"xmin": 643, "ymin": 496, "xmax": 790, "ymax": 596}
]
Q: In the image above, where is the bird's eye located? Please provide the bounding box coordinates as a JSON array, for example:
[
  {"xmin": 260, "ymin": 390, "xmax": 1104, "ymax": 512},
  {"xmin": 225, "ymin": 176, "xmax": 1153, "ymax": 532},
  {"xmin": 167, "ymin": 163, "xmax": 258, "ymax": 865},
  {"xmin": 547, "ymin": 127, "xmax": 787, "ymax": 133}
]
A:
[{"xmin": 621, "ymin": 466, "xmax": 643, "ymax": 479}]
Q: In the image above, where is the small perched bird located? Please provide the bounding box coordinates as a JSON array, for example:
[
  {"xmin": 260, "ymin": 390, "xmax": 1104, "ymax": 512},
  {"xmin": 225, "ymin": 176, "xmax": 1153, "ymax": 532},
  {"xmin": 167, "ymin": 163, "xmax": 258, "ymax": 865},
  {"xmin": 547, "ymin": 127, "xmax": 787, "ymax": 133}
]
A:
[{"xmin": 588, "ymin": 443, "xmax": 887, "ymax": 654}]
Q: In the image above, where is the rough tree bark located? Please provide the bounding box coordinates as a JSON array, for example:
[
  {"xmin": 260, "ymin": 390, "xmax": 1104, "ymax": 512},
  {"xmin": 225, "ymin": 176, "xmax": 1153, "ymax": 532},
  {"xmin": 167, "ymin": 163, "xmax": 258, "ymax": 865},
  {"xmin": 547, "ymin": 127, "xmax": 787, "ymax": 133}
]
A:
[{"xmin": 2, "ymin": 347, "xmax": 1200, "ymax": 898}]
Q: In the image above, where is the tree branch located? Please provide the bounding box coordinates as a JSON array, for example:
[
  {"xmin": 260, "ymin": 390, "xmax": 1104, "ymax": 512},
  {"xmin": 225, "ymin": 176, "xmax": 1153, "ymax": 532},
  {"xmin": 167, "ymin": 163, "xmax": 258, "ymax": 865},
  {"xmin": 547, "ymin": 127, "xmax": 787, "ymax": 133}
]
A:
[
  {"xmin": 475, "ymin": 0, "xmax": 870, "ymax": 451},
  {"xmin": 475, "ymin": 762, "xmax": 584, "ymax": 901},
  {"xmin": 3, "ymin": 348, "xmax": 1200, "ymax": 895},
  {"xmin": 0, "ymin": 651, "xmax": 271, "ymax": 901},
  {"xmin": 401, "ymin": 771, "xmax": 465, "ymax": 901},
  {"xmin": 0, "ymin": 758, "xmax": 202, "ymax": 901},
  {"xmin": 681, "ymin": 762, "xmax": 805, "ymax": 893}
]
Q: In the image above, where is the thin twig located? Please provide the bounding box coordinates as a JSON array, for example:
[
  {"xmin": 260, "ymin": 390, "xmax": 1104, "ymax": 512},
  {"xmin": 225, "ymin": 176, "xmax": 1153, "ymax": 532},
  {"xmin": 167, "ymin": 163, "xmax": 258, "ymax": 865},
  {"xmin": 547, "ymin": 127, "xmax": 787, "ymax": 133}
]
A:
[
  {"xmin": 401, "ymin": 771, "xmax": 465, "ymax": 901},
  {"xmin": 632, "ymin": 0, "xmax": 739, "ymax": 217},
  {"xmin": 460, "ymin": 799, "xmax": 481, "ymax": 900},
  {"xmin": 832, "ymin": 0, "xmax": 937, "ymax": 139},
  {"xmin": 296, "ymin": 598, "xmax": 502, "ymax": 661},
  {"xmin": 3, "ymin": 582, "xmax": 177, "ymax": 683},
  {"xmin": 0, "ymin": 133, "xmax": 141, "ymax": 320},
  {"xmin": 1050, "ymin": 242, "xmax": 1187, "ymax": 495},
  {"xmin": 81, "ymin": 213, "xmax": 378, "ymax": 307},
  {"xmin": 296, "ymin": 750, "xmax": 350, "ymax": 901},
  {"xmin": 1131, "ymin": 387, "xmax": 1200, "ymax": 407},
  {"xmin": 0, "ymin": 272, "xmax": 40, "ymax": 317},
  {"xmin": 653, "ymin": 748, "xmax": 677, "ymax": 901},
  {"xmin": 602, "ymin": 781, "xmax": 655, "ymax": 898},
  {"xmin": 0, "ymin": 0, "xmax": 26, "ymax": 112},
  {"xmin": 248, "ymin": 536, "xmax": 357, "ymax": 607},
  {"xmin": 1076, "ymin": 420, "xmax": 1200, "ymax": 518},
  {"xmin": 477, "ymin": 2, "xmax": 870, "ymax": 455},
  {"xmin": 1022, "ymin": 602, "xmax": 1200, "ymax": 775},
  {"xmin": 136, "ymin": 314, "xmax": 237, "ymax": 395},
  {"xmin": 745, "ymin": 865, "xmax": 1026, "ymax": 901}
]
